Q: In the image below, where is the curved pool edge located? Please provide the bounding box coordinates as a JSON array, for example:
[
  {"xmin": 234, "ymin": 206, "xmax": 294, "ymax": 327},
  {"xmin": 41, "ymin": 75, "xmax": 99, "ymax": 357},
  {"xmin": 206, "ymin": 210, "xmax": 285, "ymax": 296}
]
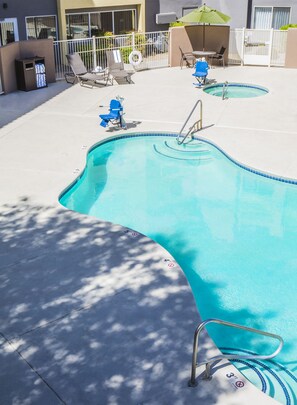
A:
[
  {"xmin": 107, "ymin": 225, "xmax": 282, "ymax": 405},
  {"xmin": 56, "ymin": 206, "xmax": 281, "ymax": 404},
  {"xmin": 59, "ymin": 131, "xmax": 297, "ymax": 203},
  {"xmin": 191, "ymin": 134, "xmax": 297, "ymax": 185},
  {"xmin": 57, "ymin": 207, "xmax": 277, "ymax": 405},
  {"xmin": 203, "ymin": 82, "xmax": 269, "ymax": 98},
  {"xmin": 58, "ymin": 132, "xmax": 293, "ymax": 404}
]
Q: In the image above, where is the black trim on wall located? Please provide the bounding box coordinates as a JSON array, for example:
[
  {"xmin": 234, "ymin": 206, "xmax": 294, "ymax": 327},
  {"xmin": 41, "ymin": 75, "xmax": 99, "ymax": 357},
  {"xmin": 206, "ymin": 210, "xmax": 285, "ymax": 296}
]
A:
[{"xmin": 246, "ymin": 0, "xmax": 253, "ymax": 28}]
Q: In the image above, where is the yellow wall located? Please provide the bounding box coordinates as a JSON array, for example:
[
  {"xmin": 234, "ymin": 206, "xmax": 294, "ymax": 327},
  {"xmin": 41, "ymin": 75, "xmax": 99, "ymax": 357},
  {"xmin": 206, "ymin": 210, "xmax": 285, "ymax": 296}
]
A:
[{"xmin": 57, "ymin": 0, "xmax": 145, "ymax": 40}]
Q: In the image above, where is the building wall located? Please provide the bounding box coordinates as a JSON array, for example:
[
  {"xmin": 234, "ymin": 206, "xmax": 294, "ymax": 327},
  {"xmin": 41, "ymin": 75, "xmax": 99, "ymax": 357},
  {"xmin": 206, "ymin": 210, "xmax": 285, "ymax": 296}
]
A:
[
  {"xmin": 206, "ymin": 0, "xmax": 297, "ymax": 29},
  {"xmin": 145, "ymin": 0, "xmax": 164, "ymax": 32},
  {"xmin": 0, "ymin": 0, "xmax": 57, "ymax": 41},
  {"xmin": 1, "ymin": 0, "xmax": 297, "ymax": 43},
  {"xmin": 0, "ymin": 0, "xmax": 146, "ymax": 42},
  {"xmin": 148, "ymin": 0, "xmax": 203, "ymax": 32},
  {"xmin": 205, "ymin": 0, "xmax": 248, "ymax": 29},
  {"xmin": 159, "ymin": 0, "xmax": 201, "ymax": 16},
  {"xmin": 252, "ymin": 0, "xmax": 297, "ymax": 27},
  {"xmin": 57, "ymin": 0, "xmax": 145, "ymax": 40},
  {"xmin": 0, "ymin": 39, "xmax": 55, "ymax": 93}
]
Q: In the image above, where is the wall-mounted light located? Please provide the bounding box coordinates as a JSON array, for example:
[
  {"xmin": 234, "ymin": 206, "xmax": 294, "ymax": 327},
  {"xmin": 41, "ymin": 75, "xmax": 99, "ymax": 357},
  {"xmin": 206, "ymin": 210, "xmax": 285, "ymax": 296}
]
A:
[{"xmin": 3, "ymin": 3, "xmax": 8, "ymax": 9}]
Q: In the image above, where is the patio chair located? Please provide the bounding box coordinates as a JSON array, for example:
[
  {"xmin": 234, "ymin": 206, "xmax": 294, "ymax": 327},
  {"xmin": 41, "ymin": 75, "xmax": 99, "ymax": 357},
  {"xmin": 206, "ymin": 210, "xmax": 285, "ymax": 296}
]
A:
[
  {"xmin": 99, "ymin": 96, "xmax": 126, "ymax": 129},
  {"xmin": 66, "ymin": 53, "xmax": 110, "ymax": 88},
  {"xmin": 106, "ymin": 50, "xmax": 134, "ymax": 84},
  {"xmin": 192, "ymin": 60, "xmax": 209, "ymax": 86},
  {"xmin": 208, "ymin": 46, "xmax": 226, "ymax": 68},
  {"xmin": 179, "ymin": 46, "xmax": 196, "ymax": 69}
]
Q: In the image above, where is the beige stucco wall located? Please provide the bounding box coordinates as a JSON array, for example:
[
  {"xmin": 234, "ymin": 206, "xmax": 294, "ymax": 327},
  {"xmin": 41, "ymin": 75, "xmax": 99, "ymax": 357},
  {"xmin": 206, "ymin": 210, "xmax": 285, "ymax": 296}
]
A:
[
  {"xmin": 284, "ymin": 28, "xmax": 297, "ymax": 68},
  {"xmin": 0, "ymin": 39, "xmax": 55, "ymax": 94},
  {"xmin": 169, "ymin": 25, "xmax": 230, "ymax": 68},
  {"xmin": 57, "ymin": 0, "xmax": 145, "ymax": 40}
]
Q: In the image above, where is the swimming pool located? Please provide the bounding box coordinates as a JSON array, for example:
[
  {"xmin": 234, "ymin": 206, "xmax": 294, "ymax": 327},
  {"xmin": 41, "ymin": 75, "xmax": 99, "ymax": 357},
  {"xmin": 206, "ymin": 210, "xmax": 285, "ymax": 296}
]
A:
[
  {"xmin": 204, "ymin": 83, "xmax": 269, "ymax": 98},
  {"xmin": 60, "ymin": 133, "xmax": 297, "ymax": 404}
]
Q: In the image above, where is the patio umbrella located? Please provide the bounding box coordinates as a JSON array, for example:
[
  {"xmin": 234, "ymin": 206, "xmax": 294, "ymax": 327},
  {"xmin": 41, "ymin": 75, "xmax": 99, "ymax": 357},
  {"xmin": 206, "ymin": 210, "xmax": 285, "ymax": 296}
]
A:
[{"xmin": 178, "ymin": 4, "xmax": 230, "ymax": 51}]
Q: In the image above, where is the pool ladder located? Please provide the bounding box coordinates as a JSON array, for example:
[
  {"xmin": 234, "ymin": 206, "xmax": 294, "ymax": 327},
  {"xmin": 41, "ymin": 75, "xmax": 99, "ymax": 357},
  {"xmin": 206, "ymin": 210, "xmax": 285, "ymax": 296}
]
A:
[
  {"xmin": 188, "ymin": 318, "xmax": 284, "ymax": 387},
  {"xmin": 222, "ymin": 81, "xmax": 229, "ymax": 100},
  {"xmin": 176, "ymin": 99, "xmax": 203, "ymax": 145}
]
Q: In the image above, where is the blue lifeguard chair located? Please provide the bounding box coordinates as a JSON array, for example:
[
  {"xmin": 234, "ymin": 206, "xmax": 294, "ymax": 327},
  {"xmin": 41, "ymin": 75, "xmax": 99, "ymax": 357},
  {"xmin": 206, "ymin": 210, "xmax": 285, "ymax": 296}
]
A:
[
  {"xmin": 192, "ymin": 60, "xmax": 209, "ymax": 86},
  {"xmin": 99, "ymin": 97, "xmax": 126, "ymax": 129}
]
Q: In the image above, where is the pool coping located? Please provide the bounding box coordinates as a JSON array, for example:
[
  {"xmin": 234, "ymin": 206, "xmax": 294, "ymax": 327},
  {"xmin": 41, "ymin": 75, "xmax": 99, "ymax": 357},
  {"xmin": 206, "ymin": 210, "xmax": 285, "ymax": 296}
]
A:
[
  {"xmin": 203, "ymin": 82, "xmax": 269, "ymax": 96},
  {"xmin": 59, "ymin": 132, "xmax": 297, "ymax": 203}
]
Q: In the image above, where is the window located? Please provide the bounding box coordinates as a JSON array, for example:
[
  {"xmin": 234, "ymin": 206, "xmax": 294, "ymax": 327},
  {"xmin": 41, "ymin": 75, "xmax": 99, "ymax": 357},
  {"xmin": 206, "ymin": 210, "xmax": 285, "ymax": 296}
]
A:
[
  {"xmin": 114, "ymin": 10, "xmax": 135, "ymax": 34},
  {"xmin": 0, "ymin": 19, "xmax": 18, "ymax": 45},
  {"xmin": 26, "ymin": 16, "xmax": 57, "ymax": 40},
  {"xmin": 253, "ymin": 7, "xmax": 290, "ymax": 29},
  {"xmin": 89, "ymin": 13, "xmax": 112, "ymax": 37},
  {"xmin": 99, "ymin": 13, "xmax": 113, "ymax": 34},
  {"xmin": 66, "ymin": 14, "xmax": 89, "ymax": 39},
  {"xmin": 272, "ymin": 7, "xmax": 290, "ymax": 29},
  {"xmin": 66, "ymin": 9, "xmax": 137, "ymax": 39}
]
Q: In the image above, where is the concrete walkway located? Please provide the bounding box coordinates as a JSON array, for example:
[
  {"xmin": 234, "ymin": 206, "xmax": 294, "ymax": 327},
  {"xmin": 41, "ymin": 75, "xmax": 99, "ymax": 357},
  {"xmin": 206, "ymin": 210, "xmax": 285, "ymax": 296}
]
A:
[{"xmin": 1, "ymin": 65, "xmax": 296, "ymax": 404}]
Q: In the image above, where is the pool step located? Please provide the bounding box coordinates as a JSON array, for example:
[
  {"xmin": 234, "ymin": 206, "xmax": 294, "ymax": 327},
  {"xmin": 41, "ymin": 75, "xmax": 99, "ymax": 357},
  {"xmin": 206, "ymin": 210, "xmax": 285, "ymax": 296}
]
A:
[
  {"xmin": 221, "ymin": 348, "xmax": 297, "ymax": 405},
  {"xmin": 153, "ymin": 139, "xmax": 212, "ymax": 163}
]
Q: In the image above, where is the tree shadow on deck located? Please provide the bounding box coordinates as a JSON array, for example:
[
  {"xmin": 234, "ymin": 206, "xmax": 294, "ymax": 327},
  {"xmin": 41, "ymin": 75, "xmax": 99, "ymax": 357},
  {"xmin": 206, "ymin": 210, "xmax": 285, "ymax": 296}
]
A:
[{"xmin": 0, "ymin": 198, "xmax": 287, "ymax": 404}]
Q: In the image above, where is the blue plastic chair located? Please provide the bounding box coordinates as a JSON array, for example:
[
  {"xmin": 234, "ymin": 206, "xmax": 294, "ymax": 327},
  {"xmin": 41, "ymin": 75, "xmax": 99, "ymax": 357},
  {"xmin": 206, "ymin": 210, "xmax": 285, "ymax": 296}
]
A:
[
  {"xmin": 192, "ymin": 60, "xmax": 209, "ymax": 86},
  {"xmin": 99, "ymin": 99, "xmax": 126, "ymax": 129}
]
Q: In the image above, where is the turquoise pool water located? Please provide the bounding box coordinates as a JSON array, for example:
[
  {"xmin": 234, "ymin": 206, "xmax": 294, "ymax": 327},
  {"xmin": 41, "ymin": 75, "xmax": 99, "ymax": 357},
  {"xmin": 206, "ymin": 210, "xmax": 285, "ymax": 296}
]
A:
[
  {"xmin": 60, "ymin": 134, "xmax": 297, "ymax": 403},
  {"xmin": 204, "ymin": 83, "xmax": 269, "ymax": 98}
]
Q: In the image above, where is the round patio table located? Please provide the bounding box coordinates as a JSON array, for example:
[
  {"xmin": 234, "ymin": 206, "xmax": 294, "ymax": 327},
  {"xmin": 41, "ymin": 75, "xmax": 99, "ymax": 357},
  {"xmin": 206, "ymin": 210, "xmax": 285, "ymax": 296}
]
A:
[
  {"xmin": 192, "ymin": 50, "xmax": 216, "ymax": 67},
  {"xmin": 192, "ymin": 50, "xmax": 216, "ymax": 58}
]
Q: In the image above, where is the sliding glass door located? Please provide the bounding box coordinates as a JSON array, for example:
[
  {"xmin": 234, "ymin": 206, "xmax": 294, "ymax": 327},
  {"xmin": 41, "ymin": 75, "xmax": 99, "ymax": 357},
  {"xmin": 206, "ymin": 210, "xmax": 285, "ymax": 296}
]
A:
[
  {"xmin": 253, "ymin": 6, "xmax": 290, "ymax": 29},
  {"xmin": 66, "ymin": 9, "xmax": 137, "ymax": 39}
]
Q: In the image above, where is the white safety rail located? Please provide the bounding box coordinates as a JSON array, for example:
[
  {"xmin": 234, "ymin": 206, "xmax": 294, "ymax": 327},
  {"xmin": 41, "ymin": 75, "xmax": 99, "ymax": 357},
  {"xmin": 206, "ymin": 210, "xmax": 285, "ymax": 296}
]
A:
[
  {"xmin": 53, "ymin": 28, "xmax": 287, "ymax": 79},
  {"xmin": 228, "ymin": 28, "xmax": 287, "ymax": 67},
  {"xmin": 271, "ymin": 30, "xmax": 287, "ymax": 66},
  {"xmin": 188, "ymin": 318, "xmax": 284, "ymax": 388},
  {"xmin": 53, "ymin": 31, "xmax": 170, "ymax": 80}
]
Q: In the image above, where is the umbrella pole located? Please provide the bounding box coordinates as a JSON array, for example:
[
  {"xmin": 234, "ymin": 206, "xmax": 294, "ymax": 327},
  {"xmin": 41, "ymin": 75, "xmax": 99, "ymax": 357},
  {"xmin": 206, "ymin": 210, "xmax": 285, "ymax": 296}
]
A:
[{"xmin": 202, "ymin": 24, "xmax": 205, "ymax": 51}]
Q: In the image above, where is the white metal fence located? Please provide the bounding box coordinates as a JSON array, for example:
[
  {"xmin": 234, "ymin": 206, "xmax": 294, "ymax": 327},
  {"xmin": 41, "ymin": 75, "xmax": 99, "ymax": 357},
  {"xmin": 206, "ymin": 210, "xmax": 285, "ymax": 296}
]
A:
[
  {"xmin": 53, "ymin": 31, "xmax": 170, "ymax": 80},
  {"xmin": 53, "ymin": 28, "xmax": 288, "ymax": 80},
  {"xmin": 228, "ymin": 28, "xmax": 287, "ymax": 67}
]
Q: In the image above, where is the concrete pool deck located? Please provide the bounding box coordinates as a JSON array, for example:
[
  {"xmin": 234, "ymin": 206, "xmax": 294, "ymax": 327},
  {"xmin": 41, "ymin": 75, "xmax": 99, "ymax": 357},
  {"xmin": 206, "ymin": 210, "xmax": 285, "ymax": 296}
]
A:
[{"xmin": 1, "ymin": 65, "xmax": 296, "ymax": 404}]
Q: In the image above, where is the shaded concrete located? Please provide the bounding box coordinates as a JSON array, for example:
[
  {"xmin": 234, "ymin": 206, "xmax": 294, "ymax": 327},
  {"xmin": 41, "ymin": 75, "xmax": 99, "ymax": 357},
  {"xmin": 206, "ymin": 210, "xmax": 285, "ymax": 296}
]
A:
[{"xmin": 0, "ymin": 335, "xmax": 61, "ymax": 404}]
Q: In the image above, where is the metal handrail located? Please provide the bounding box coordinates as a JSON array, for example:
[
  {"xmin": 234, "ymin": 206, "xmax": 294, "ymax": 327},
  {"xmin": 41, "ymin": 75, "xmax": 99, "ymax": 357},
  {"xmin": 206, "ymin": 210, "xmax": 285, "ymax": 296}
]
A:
[
  {"xmin": 188, "ymin": 318, "xmax": 284, "ymax": 387},
  {"xmin": 222, "ymin": 81, "xmax": 228, "ymax": 100},
  {"xmin": 176, "ymin": 99, "xmax": 202, "ymax": 145}
]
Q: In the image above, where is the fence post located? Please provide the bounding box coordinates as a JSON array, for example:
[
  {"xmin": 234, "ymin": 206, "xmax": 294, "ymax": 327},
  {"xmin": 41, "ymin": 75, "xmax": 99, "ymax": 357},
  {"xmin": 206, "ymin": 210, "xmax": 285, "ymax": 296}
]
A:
[
  {"xmin": 241, "ymin": 28, "xmax": 245, "ymax": 66},
  {"xmin": 0, "ymin": 74, "xmax": 3, "ymax": 94},
  {"xmin": 268, "ymin": 29, "xmax": 273, "ymax": 67},
  {"xmin": 132, "ymin": 31, "xmax": 135, "ymax": 50},
  {"xmin": 92, "ymin": 35, "xmax": 97, "ymax": 70}
]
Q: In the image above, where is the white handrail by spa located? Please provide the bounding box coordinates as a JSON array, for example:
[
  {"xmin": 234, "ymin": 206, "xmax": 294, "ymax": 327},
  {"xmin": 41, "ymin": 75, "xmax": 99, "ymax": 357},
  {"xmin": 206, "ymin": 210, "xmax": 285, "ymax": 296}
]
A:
[
  {"xmin": 222, "ymin": 81, "xmax": 229, "ymax": 100},
  {"xmin": 188, "ymin": 318, "xmax": 284, "ymax": 387}
]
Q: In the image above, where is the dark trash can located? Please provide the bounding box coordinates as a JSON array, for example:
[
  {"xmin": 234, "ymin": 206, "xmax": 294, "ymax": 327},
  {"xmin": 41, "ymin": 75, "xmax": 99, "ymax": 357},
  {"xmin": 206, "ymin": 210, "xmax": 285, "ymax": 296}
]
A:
[{"xmin": 15, "ymin": 57, "xmax": 47, "ymax": 91}]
